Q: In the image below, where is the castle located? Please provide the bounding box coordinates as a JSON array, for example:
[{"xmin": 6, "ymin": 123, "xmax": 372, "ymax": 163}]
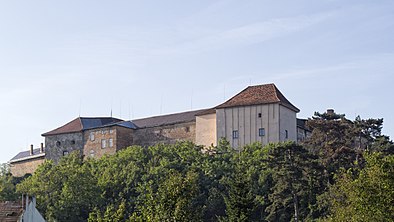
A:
[{"xmin": 9, "ymin": 84, "xmax": 310, "ymax": 177}]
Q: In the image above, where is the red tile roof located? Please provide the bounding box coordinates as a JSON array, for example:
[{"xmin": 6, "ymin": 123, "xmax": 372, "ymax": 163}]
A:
[
  {"xmin": 42, "ymin": 117, "xmax": 82, "ymax": 136},
  {"xmin": 215, "ymin": 83, "xmax": 300, "ymax": 112},
  {"xmin": 42, "ymin": 117, "xmax": 123, "ymax": 136}
]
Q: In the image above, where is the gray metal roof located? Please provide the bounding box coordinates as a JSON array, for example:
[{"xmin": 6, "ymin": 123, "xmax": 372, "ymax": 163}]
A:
[
  {"xmin": 9, "ymin": 148, "xmax": 45, "ymax": 163},
  {"xmin": 81, "ymin": 117, "xmax": 124, "ymax": 130},
  {"xmin": 112, "ymin": 121, "xmax": 138, "ymax": 129},
  {"xmin": 42, "ymin": 117, "xmax": 124, "ymax": 136},
  {"xmin": 132, "ymin": 109, "xmax": 208, "ymax": 128}
]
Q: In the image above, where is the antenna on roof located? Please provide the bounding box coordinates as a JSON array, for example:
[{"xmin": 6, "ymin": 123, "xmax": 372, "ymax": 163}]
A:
[
  {"xmin": 119, "ymin": 99, "xmax": 122, "ymax": 118},
  {"xmin": 223, "ymin": 84, "xmax": 226, "ymax": 100},
  {"xmin": 160, "ymin": 96, "xmax": 163, "ymax": 114},
  {"xmin": 190, "ymin": 89, "xmax": 193, "ymax": 110},
  {"xmin": 128, "ymin": 101, "xmax": 131, "ymax": 120},
  {"xmin": 110, "ymin": 97, "xmax": 113, "ymax": 118},
  {"xmin": 79, "ymin": 98, "xmax": 82, "ymax": 117},
  {"xmin": 131, "ymin": 104, "xmax": 134, "ymax": 120}
]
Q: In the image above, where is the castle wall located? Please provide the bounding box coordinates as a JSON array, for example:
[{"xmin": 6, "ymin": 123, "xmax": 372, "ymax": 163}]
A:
[
  {"xmin": 133, "ymin": 121, "xmax": 196, "ymax": 147},
  {"xmin": 45, "ymin": 132, "xmax": 84, "ymax": 163},
  {"xmin": 10, "ymin": 157, "xmax": 45, "ymax": 177},
  {"xmin": 195, "ymin": 113, "xmax": 217, "ymax": 147},
  {"xmin": 216, "ymin": 104, "xmax": 280, "ymax": 149},
  {"xmin": 279, "ymin": 105, "xmax": 297, "ymax": 142},
  {"xmin": 83, "ymin": 126, "xmax": 134, "ymax": 159}
]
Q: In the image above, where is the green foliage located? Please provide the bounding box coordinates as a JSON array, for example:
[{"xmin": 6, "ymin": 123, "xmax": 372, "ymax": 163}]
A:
[
  {"xmin": 0, "ymin": 163, "xmax": 19, "ymax": 201},
  {"xmin": 17, "ymin": 152, "xmax": 101, "ymax": 221},
  {"xmin": 305, "ymin": 111, "xmax": 357, "ymax": 182},
  {"xmin": 323, "ymin": 152, "xmax": 394, "ymax": 221},
  {"xmin": 264, "ymin": 142, "xmax": 323, "ymax": 222},
  {"xmin": 13, "ymin": 124, "xmax": 393, "ymax": 222}
]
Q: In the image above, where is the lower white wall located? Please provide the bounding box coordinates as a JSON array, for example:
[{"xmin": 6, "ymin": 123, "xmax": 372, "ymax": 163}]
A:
[
  {"xmin": 196, "ymin": 113, "xmax": 217, "ymax": 147},
  {"xmin": 279, "ymin": 105, "xmax": 297, "ymax": 142}
]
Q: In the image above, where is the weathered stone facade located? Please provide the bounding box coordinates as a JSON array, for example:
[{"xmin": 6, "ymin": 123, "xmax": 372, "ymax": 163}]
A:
[
  {"xmin": 10, "ymin": 156, "xmax": 45, "ymax": 177},
  {"xmin": 133, "ymin": 122, "xmax": 196, "ymax": 147},
  {"xmin": 296, "ymin": 119, "xmax": 311, "ymax": 142},
  {"xmin": 83, "ymin": 126, "xmax": 134, "ymax": 159},
  {"xmin": 45, "ymin": 133, "xmax": 84, "ymax": 163},
  {"xmin": 11, "ymin": 83, "xmax": 305, "ymax": 176}
]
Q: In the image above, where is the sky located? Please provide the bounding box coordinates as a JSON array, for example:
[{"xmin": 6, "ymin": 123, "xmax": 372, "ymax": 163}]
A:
[{"xmin": 1, "ymin": 0, "xmax": 394, "ymax": 163}]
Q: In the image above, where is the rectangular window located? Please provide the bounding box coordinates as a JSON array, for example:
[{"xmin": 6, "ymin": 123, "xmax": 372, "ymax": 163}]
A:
[
  {"xmin": 101, "ymin": 139, "xmax": 107, "ymax": 148},
  {"xmin": 232, "ymin": 130, "xmax": 239, "ymax": 139},
  {"xmin": 258, "ymin": 113, "xmax": 262, "ymax": 118},
  {"xmin": 109, "ymin": 129, "xmax": 114, "ymax": 134},
  {"xmin": 63, "ymin": 151, "xmax": 69, "ymax": 156},
  {"xmin": 259, "ymin": 128, "xmax": 265, "ymax": 136},
  {"xmin": 285, "ymin": 130, "xmax": 288, "ymax": 139},
  {"xmin": 90, "ymin": 132, "xmax": 95, "ymax": 141},
  {"xmin": 109, "ymin": 138, "xmax": 113, "ymax": 147}
]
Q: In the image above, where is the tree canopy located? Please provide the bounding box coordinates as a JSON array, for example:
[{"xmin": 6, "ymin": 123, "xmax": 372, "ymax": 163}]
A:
[{"xmin": 0, "ymin": 110, "xmax": 390, "ymax": 221}]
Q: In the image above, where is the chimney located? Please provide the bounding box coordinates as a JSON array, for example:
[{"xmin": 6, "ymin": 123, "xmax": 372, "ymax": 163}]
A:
[
  {"xmin": 40, "ymin": 143, "xmax": 44, "ymax": 153},
  {"xmin": 327, "ymin": 109, "xmax": 334, "ymax": 115},
  {"xmin": 30, "ymin": 144, "xmax": 34, "ymax": 155}
]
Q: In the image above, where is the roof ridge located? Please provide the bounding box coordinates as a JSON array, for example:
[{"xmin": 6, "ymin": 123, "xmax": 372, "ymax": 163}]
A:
[
  {"xmin": 214, "ymin": 83, "xmax": 299, "ymax": 111},
  {"xmin": 80, "ymin": 117, "xmax": 122, "ymax": 119},
  {"xmin": 272, "ymin": 84, "xmax": 281, "ymax": 102},
  {"xmin": 214, "ymin": 86, "xmax": 250, "ymax": 109},
  {"xmin": 78, "ymin": 116, "xmax": 83, "ymax": 130},
  {"xmin": 133, "ymin": 108, "xmax": 208, "ymax": 121}
]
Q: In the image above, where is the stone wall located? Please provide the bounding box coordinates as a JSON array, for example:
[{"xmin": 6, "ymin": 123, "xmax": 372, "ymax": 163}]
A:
[
  {"xmin": 116, "ymin": 126, "xmax": 134, "ymax": 151},
  {"xmin": 297, "ymin": 127, "xmax": 311, "ymax": 142},
  {"xmin": 45, "ymin": 133, "xmax": 84, "ymax": 163},
  {"xmin": 83, "ymin": 126, "xmax": 134, "ymax": 159},
  {"xmin": 133, "ymin": 121, "xmax": 196, "ymax": 147},
  {"xmin": 10, "ymin": 157, "xmax": 45, "ymax": 177}
]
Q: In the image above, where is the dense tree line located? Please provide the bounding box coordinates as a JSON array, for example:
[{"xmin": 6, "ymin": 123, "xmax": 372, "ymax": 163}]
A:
[{"xmin": 0, "ymin": 110, "xmax": 393, "ymax": 221}]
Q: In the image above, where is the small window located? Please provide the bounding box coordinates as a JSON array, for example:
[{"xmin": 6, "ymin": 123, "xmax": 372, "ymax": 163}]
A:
[
  {"xmin": 259, "ymin": 128, "xmax": 265, "ymax": 136},
  {"xmin": 56, "ymin": 141, "xmax": 61, "ymax": 147},
  {"xmin": 71, "ymin": 140, "xmax": 75, "ymax": 145},
  {"xmin": 90, "ymin": 150, "xmax": 95, "ymax": 157},
  {"xmin": 285, "ymin": 130, "xmax": 288, "ymax": 139},
  {"xmin": 185, "ymin": 126, "xmax": 190, "ymax": 133},
  {"xmin": 63, "ymin": 150, "xmax": 69, "ymax": 156},
  {"xmin": 258, "ymin": 113, "xmax": 262, "ymax": 118},
  {"xmin": 109, "ymin": 138, "xmax": 113, "ymax": 147},
  {"xmin": 101, "ymin": 139, "xmax": 107, "ymax": 148},
  {"xmin": 232, "ymin": 130, "xmax": 239, "ymax": 139},
  {"xmin": 109, "ymin": 129, "xmax": 114, "ymax": 134},
  {"xmin": 90, "ymin": 132, "xmax": 95, "ymax": 141}
]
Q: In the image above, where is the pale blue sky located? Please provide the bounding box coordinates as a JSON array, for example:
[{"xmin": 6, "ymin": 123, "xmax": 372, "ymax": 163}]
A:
[{"xmin": 1, "ymin": 0, "xmax": 394, "ymax": 163}]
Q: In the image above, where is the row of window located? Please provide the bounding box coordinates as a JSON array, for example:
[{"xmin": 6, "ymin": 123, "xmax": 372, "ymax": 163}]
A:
[
  {"xmin": 232, "ymin": 128, "xmax": 266, "ymax": 139},
  {"xmin": 232, "ymin": 129, "xmax": 288, "ymax": 139},
  {"xmin": 101, "ymin": 138, "xmax": 114, "ymax": 148},
  {"xmin": 61, "ymin": 138, "xmax": 114, "ymax": 156},
  {"xmin": 56, "ymin": 140, "xmax": 75, "ymax": 147},
  {"xmin": 90, "ymin": 129, "xmax": 114, "ymax": 141}
]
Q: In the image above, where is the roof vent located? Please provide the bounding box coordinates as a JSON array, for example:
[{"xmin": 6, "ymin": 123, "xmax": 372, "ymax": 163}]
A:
[
  {"xmin": 40, "ymin": 143, "xmax": 44, "ymax": 153},
  {"xmin": 30, "ymin": 144, "xmax": 34, "ymax": 155}
]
